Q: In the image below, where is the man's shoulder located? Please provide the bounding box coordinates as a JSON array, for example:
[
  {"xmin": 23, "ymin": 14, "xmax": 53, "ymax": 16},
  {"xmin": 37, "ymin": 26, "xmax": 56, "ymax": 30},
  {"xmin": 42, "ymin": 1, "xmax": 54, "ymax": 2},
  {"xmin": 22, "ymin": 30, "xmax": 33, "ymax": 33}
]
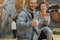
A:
[
  {"xmin": 18, "ymin": 10, "xmax": 27, "ymax": 16},
  {"xmin": 34, "ymin": 11, "xmax": 40, "ymax": 15},
  {"xmin": 18, "ymin": 7, "xmax": 27, "ymax": 14},
  {"xmin": 34, "ymin": 11, "xmax": 39, "ymax": 13}
]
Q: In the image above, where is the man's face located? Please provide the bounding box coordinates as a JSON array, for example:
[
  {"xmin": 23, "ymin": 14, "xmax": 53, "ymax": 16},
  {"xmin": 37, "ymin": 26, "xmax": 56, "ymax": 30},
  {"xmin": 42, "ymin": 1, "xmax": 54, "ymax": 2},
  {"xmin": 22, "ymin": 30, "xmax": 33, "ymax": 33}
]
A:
[
  {"xmin": 28, "ymin": 0, "xmax": 37, "ymax": 11},
  {"xmin": 40, "ymin": 4, "xmax": 47, "ymax": 12}
]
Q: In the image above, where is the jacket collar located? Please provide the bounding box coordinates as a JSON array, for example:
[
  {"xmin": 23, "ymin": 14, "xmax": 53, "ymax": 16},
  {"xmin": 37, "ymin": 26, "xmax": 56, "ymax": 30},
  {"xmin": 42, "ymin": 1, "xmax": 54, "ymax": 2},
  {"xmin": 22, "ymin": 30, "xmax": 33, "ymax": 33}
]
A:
[{"xmin": 23, "ymin": 8, "xmax": 36, "ymax": 20}]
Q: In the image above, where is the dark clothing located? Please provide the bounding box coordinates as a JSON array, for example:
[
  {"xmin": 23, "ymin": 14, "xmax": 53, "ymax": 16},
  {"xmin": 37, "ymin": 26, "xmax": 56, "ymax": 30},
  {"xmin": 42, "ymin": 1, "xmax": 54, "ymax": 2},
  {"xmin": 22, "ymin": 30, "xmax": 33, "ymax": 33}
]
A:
[
  {"xmin": 38, "ymin": 31, "xmax": 47, "ymax": 40},
  {"xmin": 13, "ymin": 29, "xmax": 17, "ymax": 38},
  {"xmin": 31, "ymin": 13, "xmax": 34, "ymax": 19}
]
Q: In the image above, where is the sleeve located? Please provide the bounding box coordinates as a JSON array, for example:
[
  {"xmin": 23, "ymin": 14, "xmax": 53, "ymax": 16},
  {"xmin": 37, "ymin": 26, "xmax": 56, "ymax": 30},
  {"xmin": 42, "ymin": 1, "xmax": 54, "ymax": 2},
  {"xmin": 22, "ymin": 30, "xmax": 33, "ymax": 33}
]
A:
[
  {"xmin": 38, "ymin": 20, "xmax": 43, "ymax": 26},
  {"xmin": 16, "ymin": 11, "xmax": 32, "ymax": 29},
  {"xmin": 43, "ymin": 14, "xmax": 51, "ymax": 26}
]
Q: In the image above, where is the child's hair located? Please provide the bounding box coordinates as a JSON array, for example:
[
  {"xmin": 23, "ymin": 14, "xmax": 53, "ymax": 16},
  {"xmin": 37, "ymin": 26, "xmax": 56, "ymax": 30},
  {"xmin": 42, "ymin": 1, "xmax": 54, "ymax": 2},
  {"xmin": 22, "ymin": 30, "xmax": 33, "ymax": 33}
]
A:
[
  {"xmin": 12, "ymin": 18, "xmax": 16, "ymax": 22},
  {"xmin": 39, "ymin": 0, "xmax": 49, "ymax": 10}
]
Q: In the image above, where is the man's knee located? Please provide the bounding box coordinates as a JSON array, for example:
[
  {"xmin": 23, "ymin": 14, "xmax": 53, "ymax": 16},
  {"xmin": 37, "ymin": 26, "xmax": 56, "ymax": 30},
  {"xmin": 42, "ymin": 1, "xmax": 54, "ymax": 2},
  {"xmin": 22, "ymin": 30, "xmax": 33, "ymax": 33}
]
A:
[{"xmin": 45, "ymin": 27, "xmax": 52, "ymax": 34}]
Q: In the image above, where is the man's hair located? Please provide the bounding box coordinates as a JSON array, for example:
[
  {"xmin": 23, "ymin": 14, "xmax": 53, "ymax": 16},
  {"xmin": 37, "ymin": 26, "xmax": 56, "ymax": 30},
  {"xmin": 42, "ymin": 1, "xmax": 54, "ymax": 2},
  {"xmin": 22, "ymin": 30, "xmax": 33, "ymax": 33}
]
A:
[{"xmin": 28, "ymin": 0, "xmax": 37, "ymax": 3}]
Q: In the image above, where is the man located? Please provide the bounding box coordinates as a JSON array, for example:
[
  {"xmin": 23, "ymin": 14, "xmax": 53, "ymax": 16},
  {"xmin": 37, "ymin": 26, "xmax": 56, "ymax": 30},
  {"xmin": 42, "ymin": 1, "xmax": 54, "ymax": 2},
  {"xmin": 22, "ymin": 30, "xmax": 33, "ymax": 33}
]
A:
[{"xmin": 16, "ymin": 0, "xmax": 39, "ymax": 40}]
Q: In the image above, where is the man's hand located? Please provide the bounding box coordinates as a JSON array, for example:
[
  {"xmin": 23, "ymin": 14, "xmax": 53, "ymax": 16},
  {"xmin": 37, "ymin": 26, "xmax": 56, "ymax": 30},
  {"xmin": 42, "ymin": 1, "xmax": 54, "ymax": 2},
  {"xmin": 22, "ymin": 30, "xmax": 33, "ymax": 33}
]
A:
[{"xmin": 31, "ymin": 18, "xmax": 39, "ymax": 27}]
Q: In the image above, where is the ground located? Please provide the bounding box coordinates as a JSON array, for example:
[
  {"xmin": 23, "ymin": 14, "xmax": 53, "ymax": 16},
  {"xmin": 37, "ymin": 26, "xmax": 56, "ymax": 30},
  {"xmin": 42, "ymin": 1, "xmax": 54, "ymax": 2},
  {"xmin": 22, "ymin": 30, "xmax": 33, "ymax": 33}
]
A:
[{"xmin": 0, "ymin": 34, "xmax": 60, "ymax": 40}]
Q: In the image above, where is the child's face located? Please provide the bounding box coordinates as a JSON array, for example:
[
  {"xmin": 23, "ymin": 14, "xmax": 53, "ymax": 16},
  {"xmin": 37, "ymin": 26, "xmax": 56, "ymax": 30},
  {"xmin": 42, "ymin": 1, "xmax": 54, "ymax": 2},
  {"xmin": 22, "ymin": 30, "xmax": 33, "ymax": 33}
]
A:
[{"xmin": 40, "ymin": 4, "xmax": 47, "ymax": 12}]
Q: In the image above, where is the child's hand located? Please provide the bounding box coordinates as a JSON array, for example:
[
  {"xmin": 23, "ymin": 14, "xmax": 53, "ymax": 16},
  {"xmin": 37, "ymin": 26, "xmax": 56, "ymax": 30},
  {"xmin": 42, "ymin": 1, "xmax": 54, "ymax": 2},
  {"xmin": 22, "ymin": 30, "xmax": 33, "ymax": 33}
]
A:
[
  {"xmin": 43, "ymin": 16, "xmax": 47, "ymax": 21},
  {"xmin": 43, "ymin": 17, "xmax": 49, "ymax": 26}
]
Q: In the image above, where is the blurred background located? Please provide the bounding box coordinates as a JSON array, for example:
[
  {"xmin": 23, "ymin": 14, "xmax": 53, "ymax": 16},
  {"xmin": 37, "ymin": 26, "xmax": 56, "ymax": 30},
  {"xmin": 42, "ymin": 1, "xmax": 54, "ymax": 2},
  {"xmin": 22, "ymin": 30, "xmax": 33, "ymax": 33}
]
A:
[{"xmin": 0, "ymin": 0, "xmax": 60, "ymax": 40}]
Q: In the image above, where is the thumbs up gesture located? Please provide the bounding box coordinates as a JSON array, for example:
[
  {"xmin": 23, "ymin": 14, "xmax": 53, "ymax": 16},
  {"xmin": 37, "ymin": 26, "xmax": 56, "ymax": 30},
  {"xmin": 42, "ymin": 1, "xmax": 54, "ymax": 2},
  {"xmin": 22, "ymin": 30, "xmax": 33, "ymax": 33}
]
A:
[{"xmin": 31, "ymin": 18, "xmax": 39, "ymax": 27}]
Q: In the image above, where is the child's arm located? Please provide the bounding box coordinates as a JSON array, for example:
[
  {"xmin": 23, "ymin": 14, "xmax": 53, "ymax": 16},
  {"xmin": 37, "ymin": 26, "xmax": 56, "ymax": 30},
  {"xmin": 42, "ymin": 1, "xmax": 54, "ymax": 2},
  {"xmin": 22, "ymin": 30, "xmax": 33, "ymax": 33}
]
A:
[{"xmin": 43, "ymin": 15, "xmax": 50, "ymax": 26}]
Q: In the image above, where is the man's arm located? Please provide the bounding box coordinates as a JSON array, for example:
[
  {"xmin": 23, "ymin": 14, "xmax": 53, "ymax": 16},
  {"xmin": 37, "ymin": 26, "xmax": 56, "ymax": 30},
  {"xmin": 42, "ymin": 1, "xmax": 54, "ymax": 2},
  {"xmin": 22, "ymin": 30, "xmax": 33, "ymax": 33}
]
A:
[{"xmin": 16, "ymin": 12, "xmax": 32, "ymax": 28}]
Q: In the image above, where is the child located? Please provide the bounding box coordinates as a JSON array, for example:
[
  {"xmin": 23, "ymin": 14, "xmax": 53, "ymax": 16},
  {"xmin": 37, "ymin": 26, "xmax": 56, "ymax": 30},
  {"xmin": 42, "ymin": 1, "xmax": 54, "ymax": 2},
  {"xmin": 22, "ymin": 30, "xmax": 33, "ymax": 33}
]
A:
[
  {"xmin": 11, "ymin": 18, "xmax": 17, "ymax": 38},
  {"xmin": 34, "ymin": 12, "xmax": 48, "ymax": 35},
  {"xmin": 33, "ymin": 12, "xmax": 49, "ymax": 40}
]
